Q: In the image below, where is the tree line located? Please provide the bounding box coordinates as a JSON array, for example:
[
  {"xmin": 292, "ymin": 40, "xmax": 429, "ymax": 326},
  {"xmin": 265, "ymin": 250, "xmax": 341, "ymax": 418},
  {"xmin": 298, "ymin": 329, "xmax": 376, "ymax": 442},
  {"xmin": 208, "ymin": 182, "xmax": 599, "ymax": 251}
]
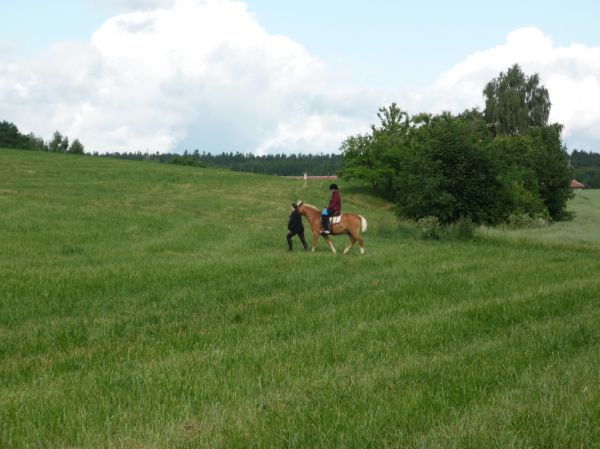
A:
[
  {"xmin": 0, "ymin": 121, "xmax": 85, "ymax": 154},
  {"xmin": 97, "ymin": 150, "xmax": 343, "ymax": 176},
  {"xmin": 570, "ymin": 149, "xmax": 600, "ymax": 188},
  {"xmin": 340, "ymin": 64, "xmax": 575, "ymax": 225},
  {"xmin": 0, "ymin": 121, "xmax": 342, "ymax": 175}
]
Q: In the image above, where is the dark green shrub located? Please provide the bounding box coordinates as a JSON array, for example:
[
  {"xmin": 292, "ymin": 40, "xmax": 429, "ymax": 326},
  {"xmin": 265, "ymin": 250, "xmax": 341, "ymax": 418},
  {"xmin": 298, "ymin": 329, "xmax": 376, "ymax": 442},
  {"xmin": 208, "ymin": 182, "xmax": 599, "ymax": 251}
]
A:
[
  {"xmin": 417, "ymin": 216, "xmax": 442, "ymax": 240},
  {"xmin": 455, "ymin": 216, "xmax": 475, "ymax": 240}
]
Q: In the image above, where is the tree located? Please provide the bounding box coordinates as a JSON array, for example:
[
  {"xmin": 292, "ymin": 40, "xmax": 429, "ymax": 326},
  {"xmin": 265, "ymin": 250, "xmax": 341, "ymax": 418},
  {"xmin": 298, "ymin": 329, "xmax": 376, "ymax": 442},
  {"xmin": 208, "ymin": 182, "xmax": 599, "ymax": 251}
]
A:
[
  {"xmin": 59, "ymin": 135, "xmax": 69, "ymax": 153},
  {"xmin": 340, "ymin": 66, "xmax": 573, "ymax": 226},
  {"xmin": 340, "ymin": 103, "xmax": 411, "ymax": 199},
  {"xmin": 68, "ymin": 139, "xmax": 85, "ymax": 154},
  {"xmin": 570, "ymin": 149, "xmax": 600, "ymax": 168},
  {"xmin": 0, "ymin": 121, "xmax": 21, "ymax": 148},
  {"xmin": 395, "ymin": 113, "xmax": 507, "ymax": 225},
  {"xmin": 25, "ymin": 133, "xmax": 47, "ymax": 151},
  {"xmin": 48, "ymin": 131, "xmax": 63, "ymax": 152},
  {"xmin": 528, "ymin": 126, "xmax": 573, "ymax": 220},
  {"xmin": 483, "ymin": 65, "xmax": 572, "ymax": 220},
  {"xmin": 487, "ymin": 135, "xmax": 547, "ymax": 218},
  {"xmin": 341, "ymin": 108, "xmax": 509, "ymax": 225},
  {"xmin": 483, "ymin": 64, "xmax": 551, "ymax": 136},
  {"xmin": 0, "ymin": 121, "xmax": 47, "ymax": 151},
  {"xmin": 48, "ymin": 131, "xmax": 70, "ymax": 152}
]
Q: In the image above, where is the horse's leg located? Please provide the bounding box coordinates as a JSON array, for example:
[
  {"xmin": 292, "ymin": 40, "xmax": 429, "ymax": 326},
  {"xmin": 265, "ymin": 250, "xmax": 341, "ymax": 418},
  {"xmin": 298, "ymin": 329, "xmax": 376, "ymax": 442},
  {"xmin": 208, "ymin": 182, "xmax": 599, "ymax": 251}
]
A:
[
  {"xmin": 311, "ymin": 230, "xmax": 319, "ymax": 252},
  {"xmin": 356, "ymin": 233, "xmax": 365, "ymax": 254},
  {"xmin": 343, "ymin": 235, "xmax": 356, "ymax": 255},
  {"xmin": 348, "ymin": 221, "xmax": 366, "ymax": 255},
  {"xmin": 325, "ymin": 236, "xmax": 337, "ymax": 254}
]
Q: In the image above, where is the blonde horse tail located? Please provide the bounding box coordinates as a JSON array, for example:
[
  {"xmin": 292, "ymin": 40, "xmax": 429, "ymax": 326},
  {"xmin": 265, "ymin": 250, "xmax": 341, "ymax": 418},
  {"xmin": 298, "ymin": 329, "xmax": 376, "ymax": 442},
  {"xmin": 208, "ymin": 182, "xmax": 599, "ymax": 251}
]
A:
[{"xmin": 359, "ymin": 215, "xmax": 368, "ymax": 232}]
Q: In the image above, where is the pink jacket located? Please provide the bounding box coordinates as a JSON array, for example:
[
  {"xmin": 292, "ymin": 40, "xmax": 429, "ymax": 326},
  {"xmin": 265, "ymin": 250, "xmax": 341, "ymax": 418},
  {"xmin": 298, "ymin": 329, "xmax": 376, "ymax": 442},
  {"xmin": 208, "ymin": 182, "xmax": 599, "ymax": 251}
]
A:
[{"xmin": 328, "ymin": 191, "xmax": 341, "ymax": 214}]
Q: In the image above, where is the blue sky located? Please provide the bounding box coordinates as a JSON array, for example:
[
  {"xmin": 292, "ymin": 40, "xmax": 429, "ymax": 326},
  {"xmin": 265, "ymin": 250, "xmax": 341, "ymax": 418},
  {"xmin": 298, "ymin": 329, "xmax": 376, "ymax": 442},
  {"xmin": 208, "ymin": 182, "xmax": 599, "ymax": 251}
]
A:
[
  {"xmin": 4, "ymin": 0, "xmax": 599, "ymax": 85},
  {"xmin": 1, "ymin": 0, "xmax": 600, "ymax": 153},
  {"xmin": 246, "ymin": 0, "xmax": 600, "ymax": 86}
]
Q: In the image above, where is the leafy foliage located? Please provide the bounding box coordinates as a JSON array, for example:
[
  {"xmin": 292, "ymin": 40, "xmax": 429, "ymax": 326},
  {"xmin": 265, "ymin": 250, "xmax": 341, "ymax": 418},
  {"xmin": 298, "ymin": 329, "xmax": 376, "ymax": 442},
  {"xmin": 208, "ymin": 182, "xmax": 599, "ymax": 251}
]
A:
[
  {"xmin": 483, "ymin": 64, "xmax": 551, "ymax": 136},
  {"xmin": 341, "ymin": 108, "xmax": 508, "ymax": 225},
  {"xmin": 340, "ymin": 104, "xmax": 409, "ymax": 199},
  {"xmin": 528, "ymin": 126, "xmax": 574, "ymax": 219},
  {"xmin": 454, "ymin": 216, "xmax": 475, "ymax": 240},
  {"xmin": 416, "ymin": 216, "xmax": 442, "ymax": 240},
  {"xmin": 48, "ymin": 131, "xmax": 69, "ymax": 153},
  {"xmin": 68, "ymin": 139, "xmax": 85, "ymax": 155},
  {"xmin": 341, "ymin": 67, "xmax": 573, "ymax": 225},
  {"xmin": 397, "ymin": 112, "xmax": 507, "ymax": 224},
  {"xmin": 169, "ymin": 154, "xmax": 207, "ymax": 167},
  {"xmin": 0, "ymin": 121, "xmax": 46, "ymax": 151},
  {"xmin": 0, "ymin": 120, "xmax": 86, "ymax": 155}
]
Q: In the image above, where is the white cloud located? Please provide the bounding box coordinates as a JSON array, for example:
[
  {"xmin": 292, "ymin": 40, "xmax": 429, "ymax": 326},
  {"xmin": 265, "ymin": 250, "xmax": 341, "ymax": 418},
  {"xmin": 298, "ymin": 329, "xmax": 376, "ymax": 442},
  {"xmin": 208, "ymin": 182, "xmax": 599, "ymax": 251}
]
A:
[
  {"xmin": 1, "ymin": 0, "xmax": 378, "ymax": 153},
  {"xmin": 1, "ymin": 9, "xmax": 600, "ymax": 154},
  {"xmin": 419, "ymin": 27, "xmax": 600, "ymax": 151}
]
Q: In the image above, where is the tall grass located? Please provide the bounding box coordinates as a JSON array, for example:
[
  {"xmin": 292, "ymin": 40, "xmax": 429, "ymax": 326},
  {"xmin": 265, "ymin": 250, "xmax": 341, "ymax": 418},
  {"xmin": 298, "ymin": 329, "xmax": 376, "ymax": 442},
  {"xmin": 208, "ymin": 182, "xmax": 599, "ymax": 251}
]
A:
[
  {"xmin": 480, "ymin": 189, "xmax": 600, "ymax": 248},
  {"xmin": 2, "ymin": 149, "xmax": 600, "ymax": 448}
]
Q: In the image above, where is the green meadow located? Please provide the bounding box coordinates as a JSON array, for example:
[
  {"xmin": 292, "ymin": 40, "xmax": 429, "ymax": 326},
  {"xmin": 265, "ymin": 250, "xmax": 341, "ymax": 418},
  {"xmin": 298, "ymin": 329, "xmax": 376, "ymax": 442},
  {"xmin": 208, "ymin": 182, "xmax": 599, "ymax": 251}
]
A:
[
  {"xmin": 481, "ymin": 189, "xmax": 600, "ymax": 248},
  {"xmin": 2, "ymin": 148, "xmax": 600, "ymax": 449}
]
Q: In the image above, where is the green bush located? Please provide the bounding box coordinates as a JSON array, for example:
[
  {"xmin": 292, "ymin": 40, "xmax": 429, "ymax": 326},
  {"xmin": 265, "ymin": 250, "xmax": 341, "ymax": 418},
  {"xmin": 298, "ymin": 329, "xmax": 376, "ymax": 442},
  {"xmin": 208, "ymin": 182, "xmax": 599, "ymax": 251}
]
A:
[
  {"xmin": 506, "ymin": 212, "xmax": 549, "ymax": 229},
  {"xmin": 455, "ymin": 216, "xmax": 475, "ymax": 240},
  {"xmin": 417, "ymin": 216, "xmax": 442, "ymax": 240},
  {"xmin": 169, "ymin": 155, "xmax": 207, "ymax": 167}
]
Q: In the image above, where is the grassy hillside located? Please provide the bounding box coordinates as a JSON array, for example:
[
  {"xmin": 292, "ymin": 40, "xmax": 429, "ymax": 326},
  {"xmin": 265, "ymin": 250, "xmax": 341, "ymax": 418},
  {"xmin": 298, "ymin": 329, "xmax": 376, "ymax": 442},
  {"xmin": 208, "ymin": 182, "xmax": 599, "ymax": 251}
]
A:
[{"xmin": 2, "ymin": 149, "xmax": 600, "ymax": 449}]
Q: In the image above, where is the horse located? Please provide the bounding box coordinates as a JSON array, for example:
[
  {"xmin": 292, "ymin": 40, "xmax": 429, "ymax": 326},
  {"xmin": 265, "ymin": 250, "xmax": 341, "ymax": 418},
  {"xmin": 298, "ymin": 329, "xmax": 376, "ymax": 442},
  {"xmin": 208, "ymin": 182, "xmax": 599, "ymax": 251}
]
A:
[{"xmin": 295, "ymin": 202, "xmax": 367, "ymax": 254}]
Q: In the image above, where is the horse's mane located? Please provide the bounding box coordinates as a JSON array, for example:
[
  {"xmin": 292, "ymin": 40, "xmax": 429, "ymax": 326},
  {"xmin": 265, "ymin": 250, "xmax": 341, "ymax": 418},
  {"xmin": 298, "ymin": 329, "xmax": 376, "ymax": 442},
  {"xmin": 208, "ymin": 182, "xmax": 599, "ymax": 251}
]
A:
[{"xmin": 300, "ymin": 202, "xmax": 320, "ymax": 212}]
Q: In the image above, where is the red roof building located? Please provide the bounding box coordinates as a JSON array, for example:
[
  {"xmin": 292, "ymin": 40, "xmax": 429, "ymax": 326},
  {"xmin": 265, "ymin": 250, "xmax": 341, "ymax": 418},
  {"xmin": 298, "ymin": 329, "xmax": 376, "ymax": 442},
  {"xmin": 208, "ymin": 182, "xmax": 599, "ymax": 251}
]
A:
[{"xmin": 570, "ymin": 179, "xmax": 585, "ymax": 189}]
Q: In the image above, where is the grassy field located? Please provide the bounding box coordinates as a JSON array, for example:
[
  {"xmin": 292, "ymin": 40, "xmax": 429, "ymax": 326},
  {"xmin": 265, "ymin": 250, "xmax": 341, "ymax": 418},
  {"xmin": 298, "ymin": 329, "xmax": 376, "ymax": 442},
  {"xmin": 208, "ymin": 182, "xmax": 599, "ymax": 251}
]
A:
[
  {"xmin": 481, "ymin": 189, "xmax": 600, "ymax": 248},
  {"xmin": 2, "ymin": 149, "xmax": 600, "ymax": 449}
]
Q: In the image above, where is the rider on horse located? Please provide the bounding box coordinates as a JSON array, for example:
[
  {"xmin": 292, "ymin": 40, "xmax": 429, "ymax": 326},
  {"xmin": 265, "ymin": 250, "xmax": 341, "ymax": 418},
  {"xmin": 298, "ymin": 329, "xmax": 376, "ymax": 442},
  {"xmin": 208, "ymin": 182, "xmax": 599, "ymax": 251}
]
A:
[{"xmin": 322, "ymin": 183, "xmax": 341, "ymax": 234}]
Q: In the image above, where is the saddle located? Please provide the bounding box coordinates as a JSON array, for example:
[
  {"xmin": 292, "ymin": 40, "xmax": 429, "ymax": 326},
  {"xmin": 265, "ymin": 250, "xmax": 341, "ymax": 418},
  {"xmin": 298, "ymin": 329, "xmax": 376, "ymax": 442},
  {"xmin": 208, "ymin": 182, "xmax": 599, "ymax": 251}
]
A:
[{"xmin": 329, "ymin": 214, "xmax": 342, "ymax": 225}]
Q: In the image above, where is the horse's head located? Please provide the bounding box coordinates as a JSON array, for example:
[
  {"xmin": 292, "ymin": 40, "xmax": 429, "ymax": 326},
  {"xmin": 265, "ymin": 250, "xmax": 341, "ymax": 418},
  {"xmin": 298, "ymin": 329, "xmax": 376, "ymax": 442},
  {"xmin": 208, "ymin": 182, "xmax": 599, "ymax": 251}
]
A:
[
  {"xmin": 295, "ymin": 201, "xmax": 321, "ymax": 219},
  {"xmin": 294, "ymin": 200, "xmax": 309, "ymax": 216}
]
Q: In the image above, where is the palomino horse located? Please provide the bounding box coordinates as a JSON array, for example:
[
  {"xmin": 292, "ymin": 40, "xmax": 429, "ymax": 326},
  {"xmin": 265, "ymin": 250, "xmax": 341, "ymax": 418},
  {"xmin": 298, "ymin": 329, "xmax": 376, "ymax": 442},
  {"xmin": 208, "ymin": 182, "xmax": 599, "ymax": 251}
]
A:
[{"xmin": 295, "ymin": 202, "xmax": 367, "ymax": 254}]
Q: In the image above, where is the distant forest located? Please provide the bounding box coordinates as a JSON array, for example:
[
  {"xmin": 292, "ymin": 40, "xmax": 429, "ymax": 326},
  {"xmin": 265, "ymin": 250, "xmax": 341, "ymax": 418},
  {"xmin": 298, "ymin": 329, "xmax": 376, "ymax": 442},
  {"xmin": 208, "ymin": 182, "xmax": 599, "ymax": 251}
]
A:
[
  {"xmin": 0, "ymin": 120, "xmax": 343, "ymax": 176},
  {"xmin": 571, "ymin": 149, "xmax": 600, "ymax": 188},
  {"xmin": 3, "ymin": 119, "xmax": 600, "ymax": 183},
  {"xmin": 97, "ymin": 150, "xmax": 344, "ymax": 176}
]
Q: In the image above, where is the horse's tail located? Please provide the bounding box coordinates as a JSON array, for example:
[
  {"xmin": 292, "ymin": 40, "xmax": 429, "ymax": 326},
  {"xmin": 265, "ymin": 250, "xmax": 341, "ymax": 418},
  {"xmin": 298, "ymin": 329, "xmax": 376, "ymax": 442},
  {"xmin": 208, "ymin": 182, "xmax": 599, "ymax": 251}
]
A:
[{"xmin": 359, "ymin": 215, "xmax": 368, "ymax": 233}]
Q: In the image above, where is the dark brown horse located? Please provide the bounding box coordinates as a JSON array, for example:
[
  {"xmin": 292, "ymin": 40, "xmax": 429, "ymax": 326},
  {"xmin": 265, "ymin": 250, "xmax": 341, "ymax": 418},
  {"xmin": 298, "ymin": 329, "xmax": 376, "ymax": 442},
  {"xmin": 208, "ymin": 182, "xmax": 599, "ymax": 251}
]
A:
[{"xmin": 295, "ymin": 202, "xmax": 367, "ymax": 254}]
